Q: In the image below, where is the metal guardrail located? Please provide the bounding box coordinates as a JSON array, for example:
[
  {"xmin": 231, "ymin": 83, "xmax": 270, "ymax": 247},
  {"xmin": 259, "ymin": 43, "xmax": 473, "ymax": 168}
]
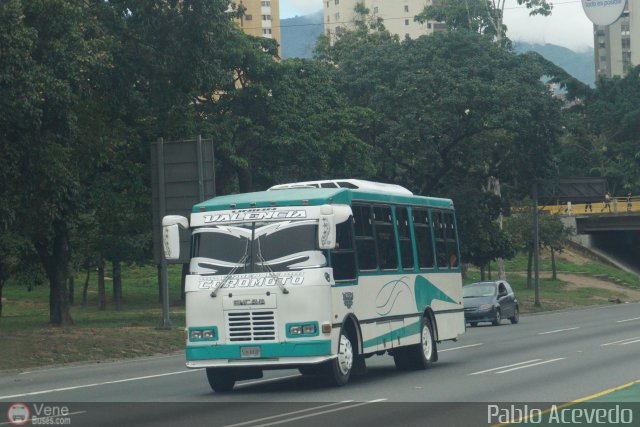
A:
[{"xmin": 541, "ymin": 197, "xmax": 640, "ymax": 216}]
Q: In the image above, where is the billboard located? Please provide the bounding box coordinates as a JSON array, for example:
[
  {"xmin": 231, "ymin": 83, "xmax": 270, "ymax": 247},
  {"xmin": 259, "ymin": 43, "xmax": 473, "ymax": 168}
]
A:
[
  {"xmin": 582, "ymin": 0, "xmax": 626, "ymax": 26},
  {"xmin": 151, "ymin": 137, "xmax": 216, "ymax": 264}
]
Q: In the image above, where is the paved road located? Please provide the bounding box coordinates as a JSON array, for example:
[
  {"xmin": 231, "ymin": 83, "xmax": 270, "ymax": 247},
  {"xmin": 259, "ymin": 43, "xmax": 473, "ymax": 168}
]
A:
[{"xmin": 2, "ymin": 303, "xmax": 639, "ymax": 426}]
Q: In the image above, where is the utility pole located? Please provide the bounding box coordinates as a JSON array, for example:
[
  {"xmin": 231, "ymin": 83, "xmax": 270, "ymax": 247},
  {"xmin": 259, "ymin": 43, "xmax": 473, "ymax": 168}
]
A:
[{"xmin": 533, "ymin": 182, "xmax": 541, "ymax": 308}]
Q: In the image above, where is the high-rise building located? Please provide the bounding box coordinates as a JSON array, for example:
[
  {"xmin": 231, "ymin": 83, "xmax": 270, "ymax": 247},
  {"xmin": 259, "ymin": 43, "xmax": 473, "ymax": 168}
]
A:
[
  {"xmin": 594, "ymin": 0, "xmax": 640, "ymax": 77},
  {"xmin": 236, "ymin": 0, "xmax": 282, "ymax": 57},
  {"xmin": 323, "ymin": 0, "xmax": 441, "ymax": 43}
]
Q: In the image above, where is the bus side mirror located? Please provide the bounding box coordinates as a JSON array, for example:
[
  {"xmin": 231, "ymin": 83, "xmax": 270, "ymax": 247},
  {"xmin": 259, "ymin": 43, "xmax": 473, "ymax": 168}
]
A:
[
  {"xmin": 318, "ymin": 205, "xmax": 336, "ymax": 250},
  {"xmin": 162, "ymin": 215, "xmax": 189, "ymax": 260}
]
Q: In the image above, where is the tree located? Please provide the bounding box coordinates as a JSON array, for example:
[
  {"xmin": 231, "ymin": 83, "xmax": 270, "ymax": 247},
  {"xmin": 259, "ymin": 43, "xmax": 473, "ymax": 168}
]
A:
[
  {"xmin": 0, "ymin": 0, "xmax": 121, "ymax": 324},
  {"xmin": 209, "ymin": 48, "xmax": 376, "ymax": 192},
  {"xmin": 452, "ymin": 185, "xmax": 515, "ymax": 278},
  {"xmin": 416, "ymin": 0, "xmax": 552, "ymax": 46},
  {"xmin": 317, "ymin": 26, "xmax": 563, "ymax": 272},
  {"xmin": 583, "ymin": 66, "xmax": 640, "ymax": 193},
  {"xmin": 504, "ymin": 211, "xmax": 572, "ymax": 287},
  {"xmin": 322, "ymin": 30, "xmax": 562, "ymax": 193}
]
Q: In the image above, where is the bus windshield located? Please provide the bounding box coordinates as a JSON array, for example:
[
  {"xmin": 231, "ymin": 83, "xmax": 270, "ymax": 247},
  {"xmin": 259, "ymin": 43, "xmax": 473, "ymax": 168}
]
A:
[{"xmin": 192, "ymin": 220, "xmax": 326, "ymax": 275}]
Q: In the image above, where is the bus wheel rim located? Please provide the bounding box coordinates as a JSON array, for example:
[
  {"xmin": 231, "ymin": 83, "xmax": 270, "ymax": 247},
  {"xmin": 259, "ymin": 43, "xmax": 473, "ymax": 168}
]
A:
[
  {"xmin": 422, "ymin": 324, "xmax": 432, "ymax": 360},
  {"xmin": 338, "ymin": 335, "xmax": 353, "ymax": 376}
]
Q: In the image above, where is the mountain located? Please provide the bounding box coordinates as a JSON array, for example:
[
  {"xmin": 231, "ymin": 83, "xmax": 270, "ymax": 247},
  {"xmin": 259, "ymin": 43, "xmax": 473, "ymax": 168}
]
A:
[
  {"xmin": 280, "ymin": 11, "xmax": 324, "ymax": 60},
  {"xmin": 513, "ymin": 42, "xmax": 595, "ymax": 87},
  {"xmin": 279, "ymin": 13, "xmax": 595, "ymax": 87}
]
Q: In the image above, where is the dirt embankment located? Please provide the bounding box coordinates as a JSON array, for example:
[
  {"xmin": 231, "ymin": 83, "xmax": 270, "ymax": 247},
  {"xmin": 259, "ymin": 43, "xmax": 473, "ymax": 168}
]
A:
[{"xmin": 550, "ymin": 250, "xmax": 640, "ymax": 302}]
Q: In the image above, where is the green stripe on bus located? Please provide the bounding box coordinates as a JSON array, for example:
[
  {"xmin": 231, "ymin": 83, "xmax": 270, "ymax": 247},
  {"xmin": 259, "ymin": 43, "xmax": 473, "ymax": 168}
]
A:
[
  {"xmin": 186, "ymin": 340, "xmax": 332, "ymax": 360},
  {"xmin": 362, "ymin": 319, "xmax": 422, "ymax": 349}
]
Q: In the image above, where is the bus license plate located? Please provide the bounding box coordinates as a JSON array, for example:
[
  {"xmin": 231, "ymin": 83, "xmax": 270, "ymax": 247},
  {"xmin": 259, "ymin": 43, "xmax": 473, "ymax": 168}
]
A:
[{"xmin": 240, "ymin": 346, "xmax": 261, "ymax": 358}]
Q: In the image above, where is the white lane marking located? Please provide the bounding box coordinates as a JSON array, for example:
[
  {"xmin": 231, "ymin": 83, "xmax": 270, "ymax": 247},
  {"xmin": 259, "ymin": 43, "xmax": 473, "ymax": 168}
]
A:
[
  {"xmin": 617, "ymin": 316, "xmax": 640, "ymax": 323},
  {"xmin": 469, "ymin": 360, "xmax": 542, "ymax": 376},
  {"xmin": 241, "ymin": 399, "xmax": 388, "ymax": 427},
  {"xmin": 622, "ymin": 339, "xmax": 640, "ymax": 345},
  {"xmin": 538, "ymin": 327, "xmax": 580, "ymax": 335},
  {"xmin": 0, "ymin": 411, "xmax": 87, "ymax": 426},
  {"xmin": 224, "ymin": 401, "xmax": 354, "ymax": 427},
  {"xmin": 0, "ymin": 369, "xmax": 198, "ymax": 400},
  {"xmin": 600, "ymin": 337, "xmax": 640, "ymax": 346},
  {"xmin": 496, "ymin": 358, "xmax": 565, "ymax": 374},
  {"xmin": 439, "ymin": 343, "xmax": 484, "ymax": 352},
  {"xmin": 236, "ymin": 374, "xmax": 301, "ymax": 387}
]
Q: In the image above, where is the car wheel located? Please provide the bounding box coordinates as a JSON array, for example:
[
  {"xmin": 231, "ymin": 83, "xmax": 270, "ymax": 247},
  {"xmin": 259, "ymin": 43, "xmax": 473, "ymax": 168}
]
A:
[
  {"xmin": 492, "ymin": 309, "xmax": 502, "ymax": 326},
  {"xmin": 206, "ymin": 368, "xmax": 236, "ymax": 392},
  {"xmin": 510, "ymin": 306, "xmax": 520, "ymax": 324},
  {"xmin": 324, "ymin": 329, "xmax": 354, "ymax": 386},
  {"xmin": 469, "ymin": 322, "xmax": 478, "ymax": 327}
]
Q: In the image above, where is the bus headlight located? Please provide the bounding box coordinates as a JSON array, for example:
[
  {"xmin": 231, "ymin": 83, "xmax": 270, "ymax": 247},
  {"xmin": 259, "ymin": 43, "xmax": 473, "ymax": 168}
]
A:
[
  {"xmin": 302, "ymin": 324, "xmax": 316, "ymax": 335},
  {"xmin": 287, "ymin": 322, "xmax": 319, "ymax": 337},
  {"xmin": 189, "ymin": 327, "xmax": 217, "ymax": 341}
]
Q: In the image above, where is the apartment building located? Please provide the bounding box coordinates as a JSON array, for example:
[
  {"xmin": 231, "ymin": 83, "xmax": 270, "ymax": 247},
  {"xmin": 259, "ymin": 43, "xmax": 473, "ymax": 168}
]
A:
[
  {"xmin": 236, "ymin": 0, "xmax": 282, "ymax": 56},
  {"xmin": 323, "ymin": 0, "xmax": 441, "ymax": 43},
  {"xmin": 594, "ymin": 0, "xmax": 640, "ymax": 77}
]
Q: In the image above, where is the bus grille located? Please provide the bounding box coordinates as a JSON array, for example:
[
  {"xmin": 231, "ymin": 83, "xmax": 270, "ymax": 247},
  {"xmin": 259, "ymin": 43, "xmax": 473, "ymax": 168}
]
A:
[{"xmin": 226, "ymin": 311, "xmax": 277, "ymax": 342}]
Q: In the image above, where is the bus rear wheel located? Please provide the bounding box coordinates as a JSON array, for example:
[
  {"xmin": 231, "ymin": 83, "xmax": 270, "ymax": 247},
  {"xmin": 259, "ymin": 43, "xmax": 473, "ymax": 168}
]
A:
[
  {"xmin": 324, "ymin": 330, "xmax": 354, "ymax": 386},
  {"xmin": 394, "ymin": 317, "xmax": 435, "ymax": 371},
  {"xmin": 206, "ymin": 368, "xmax": 236, "ymax": 393}
]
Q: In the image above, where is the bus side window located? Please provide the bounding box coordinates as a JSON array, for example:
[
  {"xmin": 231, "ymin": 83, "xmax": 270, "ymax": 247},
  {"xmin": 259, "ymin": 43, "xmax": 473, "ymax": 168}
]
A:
[
  {"xmin": 433, "ymin": 211, "xmax": 449, "ymax": 269},
  {"xmin": 332, "ymin": 218, "xmax": 357, "ymax": 281},
  {"xmin": 353, "ymin": 205, "xmax": 377, "ymax": 271},
  {"xmin": 444, "ymin": 212, "xmax": 459, "ymax": 268},
  {"xmin": 414, "ymin": 208, "xmax": 434, "ymax": 269},
  {"xmin": 396, "ymin": 207, "xmax": 414, "ymax": 271},
  {"xmin": 374, "ymin": 206, "xmax": 398, "ymax": 270}
]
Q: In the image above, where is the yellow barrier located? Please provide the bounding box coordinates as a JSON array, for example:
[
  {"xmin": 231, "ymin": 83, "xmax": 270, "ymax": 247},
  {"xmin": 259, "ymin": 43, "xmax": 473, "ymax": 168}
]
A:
[{"xmin": 541, "ymin": 197, "xmax": 640, "ymax": 215}]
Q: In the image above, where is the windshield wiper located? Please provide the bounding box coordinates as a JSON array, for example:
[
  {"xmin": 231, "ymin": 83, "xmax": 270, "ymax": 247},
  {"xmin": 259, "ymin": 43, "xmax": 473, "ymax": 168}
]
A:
[
  {"xmin": 256, "ymin": 238, "xmax": 289, "ymax": 295},
  {"xmin": 210, "ymin": 242, "xmax": 249, "ymax": 298}
]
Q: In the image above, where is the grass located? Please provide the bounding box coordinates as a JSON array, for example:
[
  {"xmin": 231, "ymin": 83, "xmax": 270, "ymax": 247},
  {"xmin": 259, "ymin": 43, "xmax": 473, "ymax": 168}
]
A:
[
  {"xmin": 0, "ymin": 264, "xmax": 186, "ymax": 371},
  {"xmin": 464, "ymin": 249, "xmax": 639, "ymax": 313},
  {"xmin": 464, "ymin": 271, "xmax": 628, "ymax": 313},
  {"xmin": 497, "ymin": 252, "xmax": 640, "ymax": 289},
  {"xmin": 1, "ymin": 249, "xmax": 638, "ymax": 371}
]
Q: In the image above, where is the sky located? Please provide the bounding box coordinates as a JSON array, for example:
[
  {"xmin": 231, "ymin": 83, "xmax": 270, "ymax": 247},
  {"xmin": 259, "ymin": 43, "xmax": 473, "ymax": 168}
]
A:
[{"xmin": 280, "ymin": 0, "xmax": 594, "ymax": 51}]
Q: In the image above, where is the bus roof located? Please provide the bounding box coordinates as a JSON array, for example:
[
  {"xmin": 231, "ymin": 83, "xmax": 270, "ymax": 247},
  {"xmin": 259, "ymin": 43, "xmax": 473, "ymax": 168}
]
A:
[{"xmin": 192, "ymin": 188, "xmax": 454, "ymax": 212}]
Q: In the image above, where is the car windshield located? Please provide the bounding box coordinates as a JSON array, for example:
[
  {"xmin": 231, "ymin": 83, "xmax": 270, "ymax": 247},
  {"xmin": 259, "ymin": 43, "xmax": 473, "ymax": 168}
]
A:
[
  {"xmin": 192, "ymin": 220, "xmax": 326, "ymax": 274},
  {"xmin": 463, "ymin": 283, "xmax": 497, "ymax": 298}
]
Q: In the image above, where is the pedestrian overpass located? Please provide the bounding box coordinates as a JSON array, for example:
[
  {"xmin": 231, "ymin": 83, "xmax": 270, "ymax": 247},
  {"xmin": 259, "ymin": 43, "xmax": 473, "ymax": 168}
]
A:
[
  {"xmin": 540, "ymin": 197, "xmax": 640, "ymax": 274},
  {"xmin": 540, "ymin": 197, "xmax": 640, "ymax": 233}
]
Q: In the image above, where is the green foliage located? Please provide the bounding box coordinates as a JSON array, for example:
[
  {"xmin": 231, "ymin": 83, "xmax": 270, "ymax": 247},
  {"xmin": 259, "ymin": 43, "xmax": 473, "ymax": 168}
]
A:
[
  {"xmin": 416, "ymin": 0, "xmax": 552, "ymax": 47},
  {"xmin": 584, "ymin": 66, "xmax": 640, "ymax": 193},
  {"xmin": 503, "ymin": 208, "xmax": 574, "ymax": 252},
  {"xmin": 1, "ymin": 0, "xmax": 636, "ymax": 327},
  {"xmin": 415, "ymin": 0, "xmax": 506, "ymax": 41},
  {"xmin": 210, "ymin": 51, "xmax": 375, "ymax": 192}
]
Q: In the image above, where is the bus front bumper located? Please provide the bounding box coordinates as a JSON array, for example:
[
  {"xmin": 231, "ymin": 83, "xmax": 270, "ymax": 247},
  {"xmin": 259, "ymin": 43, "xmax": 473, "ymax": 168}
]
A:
[{"xmin": 186, "ymin": 340, "xmax": 334, "ymax": 368}]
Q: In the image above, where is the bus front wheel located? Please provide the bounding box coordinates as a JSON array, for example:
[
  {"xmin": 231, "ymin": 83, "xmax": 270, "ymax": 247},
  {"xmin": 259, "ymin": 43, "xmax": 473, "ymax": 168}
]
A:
[
  {"xmin": 324, "ymin": 330, "xmax": 354, "ymax": 386},
  {"xmin": 206, "ymin": 368, "xmax": 236, "ymax": 393}
]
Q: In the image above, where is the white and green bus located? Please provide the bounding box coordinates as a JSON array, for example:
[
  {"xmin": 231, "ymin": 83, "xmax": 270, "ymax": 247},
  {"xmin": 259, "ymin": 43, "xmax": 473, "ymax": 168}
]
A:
[{"xmin": 162, "ymin": 179, "xmax": 465, "ymax": 392}]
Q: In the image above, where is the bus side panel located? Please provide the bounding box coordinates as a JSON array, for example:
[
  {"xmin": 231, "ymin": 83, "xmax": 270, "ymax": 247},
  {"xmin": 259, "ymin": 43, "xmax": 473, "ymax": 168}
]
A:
[
  {"xmin": 425, "ymin": 272, "xmax": 465, "ymax": 340},
  {"xmin": 335, "ymin": 272, "xmax": 463, "ymax": 353}
]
